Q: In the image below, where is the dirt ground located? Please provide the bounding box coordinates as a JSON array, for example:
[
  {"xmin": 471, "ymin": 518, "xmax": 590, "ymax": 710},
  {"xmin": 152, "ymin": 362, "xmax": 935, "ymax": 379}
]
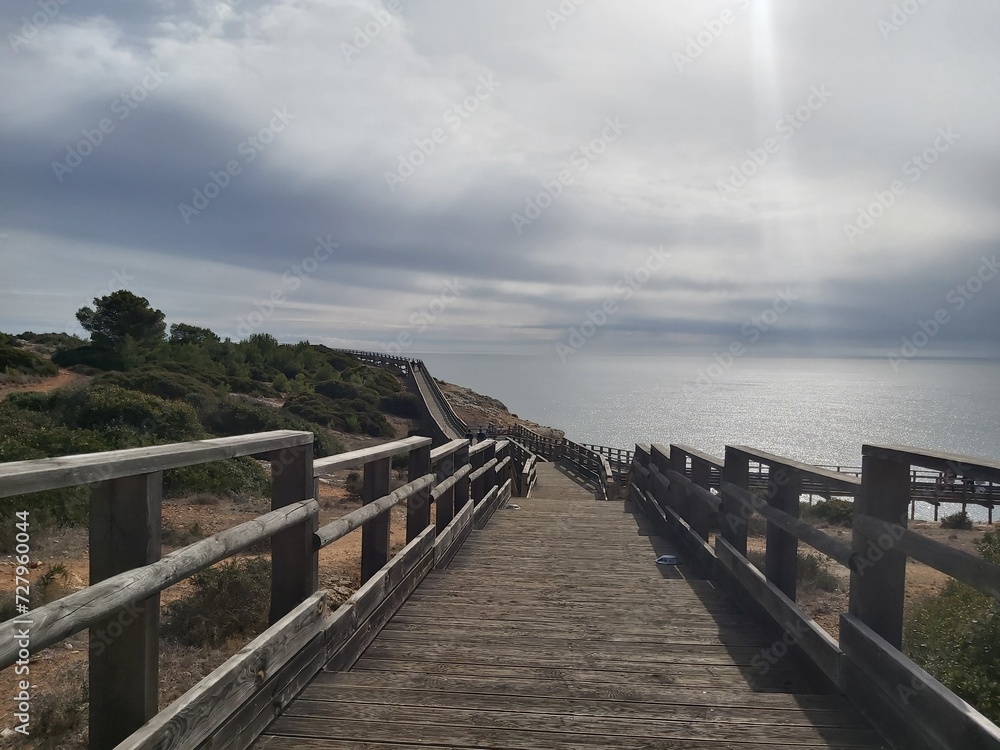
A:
[{"xmin": 0, "ymin": 369, "xmax": 88, "ymax": 400}]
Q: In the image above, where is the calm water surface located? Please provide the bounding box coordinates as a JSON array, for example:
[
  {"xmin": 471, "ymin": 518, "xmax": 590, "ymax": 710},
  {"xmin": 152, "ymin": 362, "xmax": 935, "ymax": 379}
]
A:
[{"xmin": 422, "ymin": 354, "xmax": 1000, "ymax": 520}]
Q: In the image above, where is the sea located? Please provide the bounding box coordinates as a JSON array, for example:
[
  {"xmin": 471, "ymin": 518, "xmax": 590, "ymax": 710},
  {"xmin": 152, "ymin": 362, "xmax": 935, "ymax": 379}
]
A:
[{"xmin": 421, "ymin": 353, "xmax": 1000, "ymax": 521}]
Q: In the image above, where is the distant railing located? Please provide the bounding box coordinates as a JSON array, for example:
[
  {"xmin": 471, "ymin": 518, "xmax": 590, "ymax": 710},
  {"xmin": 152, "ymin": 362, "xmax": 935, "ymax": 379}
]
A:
[
  {"xmin": 0, "ymin": 431, "xmax": 513, "ymax": 750},
  {"xmin": 503, "ymin": 424, "xmax": 617, "ymax": 501},
  {"xmin": 630, "ymin": 441, "xmax": 1000, "ymax": 750}
]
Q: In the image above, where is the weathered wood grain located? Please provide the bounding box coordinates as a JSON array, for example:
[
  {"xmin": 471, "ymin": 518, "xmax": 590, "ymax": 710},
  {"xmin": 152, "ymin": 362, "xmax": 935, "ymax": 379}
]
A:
[
  {"xmin": 0, "ymin": 431, "xmax": 313, "ymax": 498},
  {"xmin": 0, "ymin": 499, "xmax": 318, "ymax": 669}
]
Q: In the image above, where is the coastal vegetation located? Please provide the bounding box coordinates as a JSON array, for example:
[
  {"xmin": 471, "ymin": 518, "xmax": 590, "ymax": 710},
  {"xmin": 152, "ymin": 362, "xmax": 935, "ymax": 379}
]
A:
[
  {"xmin": 0, "ymin": 290, "xmax": 418, "ymax": 548},
  {"xmin": 906, "ymin": 530, "xmax": 1000, "ymax": 723}
]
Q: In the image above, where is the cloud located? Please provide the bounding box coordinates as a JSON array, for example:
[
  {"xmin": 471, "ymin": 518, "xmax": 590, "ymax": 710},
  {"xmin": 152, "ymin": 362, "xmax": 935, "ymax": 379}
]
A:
[{"xmin": 1, "ymin": 0, "xmax": 998, "ymax": 357}]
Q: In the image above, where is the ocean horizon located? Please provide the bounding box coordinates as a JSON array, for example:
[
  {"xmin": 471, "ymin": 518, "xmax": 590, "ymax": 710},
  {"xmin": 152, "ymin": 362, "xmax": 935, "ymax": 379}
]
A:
[{"xmin": 421, "ymin": 353, "xmax": 1000, "ymax": 521}]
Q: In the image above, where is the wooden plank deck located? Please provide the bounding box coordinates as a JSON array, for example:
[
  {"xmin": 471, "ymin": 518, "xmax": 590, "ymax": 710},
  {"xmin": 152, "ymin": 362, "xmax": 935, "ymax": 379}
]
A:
[{"xmin": 252, "ymin": 462, "xmax": 888, "ymax": 749}]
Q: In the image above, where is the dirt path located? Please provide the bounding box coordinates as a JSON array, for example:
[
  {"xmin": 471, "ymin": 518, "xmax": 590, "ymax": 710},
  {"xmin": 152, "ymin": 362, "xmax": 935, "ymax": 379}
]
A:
[{"xmin": 0, "ymin": 369, "xmax": 88, "ymax": 400}]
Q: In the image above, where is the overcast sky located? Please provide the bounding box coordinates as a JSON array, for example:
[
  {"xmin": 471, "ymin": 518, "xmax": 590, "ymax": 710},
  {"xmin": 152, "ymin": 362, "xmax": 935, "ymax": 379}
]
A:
[{"xmin": 1, "ymin": 0, "xmax": 998, "ymax": 358}]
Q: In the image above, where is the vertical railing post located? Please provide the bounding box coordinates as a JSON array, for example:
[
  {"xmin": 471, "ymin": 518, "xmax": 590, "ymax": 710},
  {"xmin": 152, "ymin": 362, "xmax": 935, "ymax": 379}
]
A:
[
  {"xmin": 406, "ymin": 442, "xmax": 432, "ymax": 542},
  {"xmin": 270, "ymin": 442, "xmax": 317, "ymax": 623},
  {"xmin": 89, "ymin": 472, "xmax": 162, "ymax": 750},
  {"xmin": 722, "ymin": 447, "xmax": 750, "ymax": 555},
  {"xmin": 435, "ymin": 449, "xmax": 456, "ymax": 533},
  {"xmin": 765, "ymin": 464, "xmax": 801, "ymax": 600},
  {"xmin": 850, "ymin": 450, "xmax": 911, "ymax": 649},
  {"xmin": 650, "ymin": 444, "xmax": 671, "ymax": 513},
  {"xmin": 361, "ymin": 455, "xmax": 392, "ymax": 582},
  {"xmin": 454, "ymin": 442, "xmax": 471, "ymax": 511},
  {"xmin": 470, "ymin": 444, "xmax": 486, "ymax": 505},
  {"xmin": 485, "ymin": 442, "xmax": 497, "ymax": 497},
  {"xmin": 690, "ymin": 458, "xmax": 712, "ymax": 541},
  {"xmin": 667, "ymin": 446, "xmax": 686, "ymax": 521}
]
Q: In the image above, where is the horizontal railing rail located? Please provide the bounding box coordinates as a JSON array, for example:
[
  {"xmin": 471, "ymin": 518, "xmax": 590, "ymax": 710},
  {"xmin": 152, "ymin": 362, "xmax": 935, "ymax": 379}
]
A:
[
  {"xmin": 629, "ymin": 440, "xmax": 1000, "ymax": 750},
  {"xmin": 0, "ymin": 430, "xmax": 514, "ymax": 750}
]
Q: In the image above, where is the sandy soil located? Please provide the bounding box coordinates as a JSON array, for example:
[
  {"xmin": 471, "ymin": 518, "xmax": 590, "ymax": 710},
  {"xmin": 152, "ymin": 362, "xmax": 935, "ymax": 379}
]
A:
[{"xmin": 0, "ymin": 369, "xmax": 88, "ymax": 400}]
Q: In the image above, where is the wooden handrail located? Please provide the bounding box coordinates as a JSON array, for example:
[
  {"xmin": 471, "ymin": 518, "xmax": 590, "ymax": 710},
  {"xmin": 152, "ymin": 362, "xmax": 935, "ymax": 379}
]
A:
[
  {"xmin": 314, "ymin": 475, "xmax": 435, "ymax": 548},
  {"xmin": 0, "ymin": 498, "xmax": 319, "ymax": 669},
  {"xmin": 0, "ymin": 431, "xmax": 314, "ymax": 498},
  {"xmin": 629, "ymin": 440, "xmax": 1000, "ymax": 749},
  {"xmin": 314, "ymin": 436, "xmax": 431, "ymax": 475}
]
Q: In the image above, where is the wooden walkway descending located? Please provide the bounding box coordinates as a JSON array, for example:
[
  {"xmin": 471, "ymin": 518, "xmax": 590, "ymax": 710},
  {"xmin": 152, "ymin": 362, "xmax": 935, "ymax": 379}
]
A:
[{"xmin": 253, "ymin": 463, "xmax": 887, "ymax": 749}]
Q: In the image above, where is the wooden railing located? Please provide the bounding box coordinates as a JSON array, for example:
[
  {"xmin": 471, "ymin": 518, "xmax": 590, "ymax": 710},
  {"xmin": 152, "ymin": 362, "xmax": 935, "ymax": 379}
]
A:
[
  {"xmin": 0, "ymin": 431, "xmax": 513, "ymax": 750},
  {"xmin": 505, "ymin": 438, "xmax": 538, "ymax": 497},
  {"xmin": 502, "ymin": 424, "xmax": 617, "ymax": 500},
  {"xmin": 630, "ymin": 442, "xmax": 1000, "ymax": 750},
  {"xmin": 581, "ymin": 443, "xmax": 634, "ymax": 481}
]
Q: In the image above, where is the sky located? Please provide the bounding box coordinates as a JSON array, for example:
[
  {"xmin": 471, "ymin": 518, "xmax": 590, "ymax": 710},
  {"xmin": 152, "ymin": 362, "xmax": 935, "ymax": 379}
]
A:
[{"xmin": 1, "ymin": 0, "xmax": 999, "ymax": 359}]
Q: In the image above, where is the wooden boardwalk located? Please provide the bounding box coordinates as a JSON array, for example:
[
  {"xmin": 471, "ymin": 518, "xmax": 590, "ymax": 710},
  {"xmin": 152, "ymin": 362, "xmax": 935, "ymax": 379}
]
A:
[{"xmin": 253, "ymin": 462, "xmax": 887, "ymax": 749}]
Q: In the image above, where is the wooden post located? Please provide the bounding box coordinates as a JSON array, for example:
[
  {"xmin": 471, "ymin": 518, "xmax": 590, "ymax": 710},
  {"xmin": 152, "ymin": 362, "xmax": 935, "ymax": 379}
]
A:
[
  {"xmin": 849, "ymin": 450, "xmax": 911, "ymax": 649},
  {"xmin": 650, "ymin": 444, "xmax": 670, "ymax": 514},
  {"xmin": 690, "ymin": 458, "xmax": 712, "ymax": 541},
  {"xmin": 406, "ymin": 443, "xmax": 432, "ymax": 542},
  {"xmin": 361, "ymin": 456, "xmax": 392, "ymax": 582},
  {"xmin": 435, "ymin": 451, "xmax": 456, "ymax": 533},
  {"xmin": 270, "ymin": 444, "xmax": 317, "ymax": 623},
  {"xmin": 722, "ymin": 447, "xmax": 750, "ymax": 555},
  {"xmin": 89, "ymin": 472, "xmax": 162, "ymax": 750},
  {"xmin": 454, "ymin": 443, "xmax": 471, "ymax": 512},
  {"xmin": 485, "ymin": 443, "xmax": 497, "ymax": 498},
  {"xmin": 765, "ymin": 465, "xmax": 801, "ymax": 600}
]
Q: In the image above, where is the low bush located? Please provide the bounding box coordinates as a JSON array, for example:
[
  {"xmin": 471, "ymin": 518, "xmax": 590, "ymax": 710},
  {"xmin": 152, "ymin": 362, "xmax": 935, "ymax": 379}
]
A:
[
  {"xmin": 162, "ymin": 556, "xmax": 270, "ymax": 646},
  {"xmin": 941, "ymin": 510, "xmax": 973, "ymax": 530},
  {"xmin": 380, "ymin": 392, "xmax": 422, "ymax": 418},
  {"xmin": 800, "ymin": 497, "xmax": 854, "ymax": 527},
  {"xmin": 164, "ymin": 456, "xmax": 270, "ymax": 499},
  {"xmin": 0, "ymin": 342, "xmax": 58, "ymax": 377},
  {"xmin": 797, "ymin": 552, "xmax": 840, "ymax": 592}
]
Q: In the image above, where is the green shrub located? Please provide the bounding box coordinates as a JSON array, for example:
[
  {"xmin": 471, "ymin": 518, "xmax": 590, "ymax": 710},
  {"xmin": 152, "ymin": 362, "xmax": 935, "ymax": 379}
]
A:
[
  {"xmin": 283, "ymin": 392, "xmax": 393, "ymax": 437},
  {"xmin": 200, "ymin": 398, "xmax": 343, "ymax": 456},
  {"xmin": 0, "ymin": 343, "xmax": 58, "ymax": 377},
  {"xmin": 163, "ymin": 556, "xmax": 270, "ymax": 646},
  {"xmin": 380, "ymin": 392, "xmax": 421, "ymax": 418},
  {"xmin": 95, "ymin": 368, "xmax": 219, "ymax": 408},
  {"xmin": 164, "ymin": 456, "xmax": 270, "ymax": 499},
  {"xmin": 906, "ymin": 531, "xmax": 1000, "ymax": 723},
  {"xmin": 800, "ymin": 497, "xmax": 854, "ymax": 527},
  {"xmin": 941, "ymin": 510, "xmax": 973, "ymax": 530}
]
